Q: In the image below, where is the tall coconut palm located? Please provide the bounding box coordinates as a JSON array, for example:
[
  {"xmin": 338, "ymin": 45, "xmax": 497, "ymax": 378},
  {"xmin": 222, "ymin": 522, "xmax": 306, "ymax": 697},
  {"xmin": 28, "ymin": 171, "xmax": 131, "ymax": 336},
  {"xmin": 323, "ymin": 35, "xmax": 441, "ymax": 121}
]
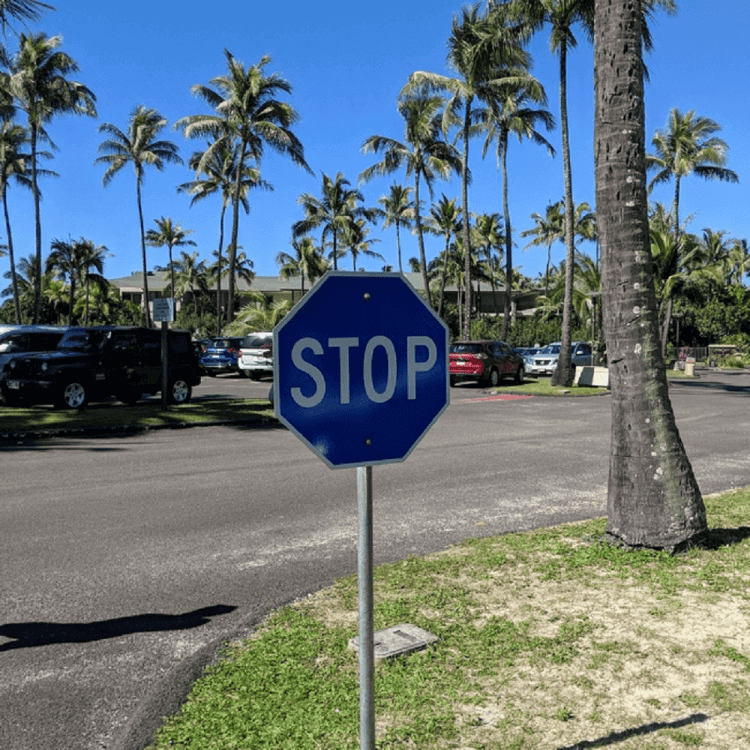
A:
[
  {"xmin": 0, "ymin": 121, "xmax": 32, "ymax": 323},
  {"xmin": 5, "ymin": 31, "xmax": 96, "ymax": 323},
  {"xmin": 145, "ymin": 216, "xmax": 196, "ymax": 302},
  {"xmin": 472, "ymin": 211, "xmax": 504, "ymax": 314},
  {"xmin": 377, "ymin": 182, "xmax": 414, "ymax": 274},
  {"xmin": 341, "ymin": 217, "xmax": 383, "ymax": 272},
  {"xmin": 276, "ymin": 236, "xmax": 327, "ymax": 296},
  {"xmin": 482, "ymin": 76, "xmax": 555, "ymax": 339},
  {"xmin": 172, "ymin": 250, "xmax": 208, "ymax": 317},
  {"xmin": 425, "ymin": 194, "xmax": 462, "ymax": 317},
  {"xmin": 178, "ymin": 140, "xmax": 270, "ymax": 334},
  {"xmin": 46, "ymin": 237, "xmax": 79, "ymax": 324},
  {"xmin": 76, "ymin": 238, "xmax": 108, "ymax": 326},
  {"xmin": 360, "ymin": 93, "xmax": 462, "ymax": 307},
  {"xmin": 520, "ymin": 201, "xmax": 564, "ymax": 297},
  {"xmin": 176, "ymin": 51, "xmax": 311, "ymax": 322},
  {"xmin": 293, "ymin": 172, "xmax": 374, "ymax": 271},
  {"xmin": 726, "ymin": 239, "xmax": 749, "ymax": 287},
  {"xmin": 96, "ymin": 105, "xmax": 182, "ymax": 327},
  {"xmin": 403, "ymin": 3, "xmax": 530, "ymax": 333},
  {"xmin": 647, "ymin": 108, "xmax": 739, "ymax": 243},
  {"xmin": 594, "ymin": 0, "xmax": 706, "ymax": 551}
]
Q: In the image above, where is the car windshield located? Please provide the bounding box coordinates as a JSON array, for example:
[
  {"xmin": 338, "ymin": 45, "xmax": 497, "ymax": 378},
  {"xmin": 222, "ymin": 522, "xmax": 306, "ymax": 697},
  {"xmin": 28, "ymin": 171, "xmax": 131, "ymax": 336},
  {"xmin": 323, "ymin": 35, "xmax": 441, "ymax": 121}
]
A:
[
  {"xmin": 539, "ymin": 344, "xmax": 561, "ymax": 355},
  {"xmin": 211, "ymin": 338, "xmax": 240, "ymax": 349},
  {"xmin": 58, "ymin": 331, "xmax": 95, "ymax": 350},
  {"xmin": 450, "ymin": 343, "xmax": 484, "ymax": 355},
  {"xmin": 243, "ymin": 334, "xmax": 272, "ymax": 349}
]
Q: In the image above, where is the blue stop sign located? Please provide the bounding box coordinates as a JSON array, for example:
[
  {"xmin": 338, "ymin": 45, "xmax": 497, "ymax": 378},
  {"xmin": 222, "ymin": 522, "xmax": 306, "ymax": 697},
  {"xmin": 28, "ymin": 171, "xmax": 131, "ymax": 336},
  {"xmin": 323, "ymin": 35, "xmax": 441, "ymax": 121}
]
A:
[{"xmin": 274, "ymin": 272, "xmax": 449, "ymax": 468}]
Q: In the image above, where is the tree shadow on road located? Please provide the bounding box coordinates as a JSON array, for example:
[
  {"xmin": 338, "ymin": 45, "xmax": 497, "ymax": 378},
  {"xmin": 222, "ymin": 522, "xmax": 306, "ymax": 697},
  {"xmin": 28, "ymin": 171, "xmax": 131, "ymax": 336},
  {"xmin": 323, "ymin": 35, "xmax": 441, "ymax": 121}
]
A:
[{"xmin": 0, "ymin": 604, "xmax": 237, "ymax": 651}]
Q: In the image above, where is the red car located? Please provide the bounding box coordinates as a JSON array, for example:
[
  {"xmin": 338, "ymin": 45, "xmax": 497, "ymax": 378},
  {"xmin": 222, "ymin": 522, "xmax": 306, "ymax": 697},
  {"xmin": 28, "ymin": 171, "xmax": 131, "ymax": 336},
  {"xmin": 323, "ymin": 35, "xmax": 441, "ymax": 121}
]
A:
[{"xmin": 449, "ymin": 340, "xmax": 525, "ymax": 387}]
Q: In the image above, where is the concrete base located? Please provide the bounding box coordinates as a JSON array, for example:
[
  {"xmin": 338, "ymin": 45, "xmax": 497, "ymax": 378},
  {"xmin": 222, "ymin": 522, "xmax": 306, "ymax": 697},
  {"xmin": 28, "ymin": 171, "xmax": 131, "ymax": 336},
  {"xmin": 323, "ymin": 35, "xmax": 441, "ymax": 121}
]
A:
[
  {"xmin": 349, "ymin": 623, "xmax": 438, "ymax": 659},
  {"xmin": 574, "ymin": 366, "xmax": 610, "ymax": 388}
]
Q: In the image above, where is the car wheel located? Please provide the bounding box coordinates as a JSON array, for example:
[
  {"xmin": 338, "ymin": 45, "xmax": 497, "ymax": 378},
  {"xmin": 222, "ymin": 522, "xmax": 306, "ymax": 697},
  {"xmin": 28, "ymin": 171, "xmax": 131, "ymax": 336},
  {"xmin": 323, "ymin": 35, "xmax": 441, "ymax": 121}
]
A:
[
  {"xmin": 449, "ymin": 375, "xmax": 457, "ymax": 387},
  {"xmin": 249, "ymin": 371, "xmax": 262, "ymax": 381},
  {"xmin": 168, "ymin": 377, "xmax": 192, "ymax": 404},
  {"xmin": 489, "ymin": 369, "xmax": 500, "ymax": 387},
  {"xmin": 515, "ymin": 365, "xmax": 525, "ymax": 384},
  {"xmin": 206, "ymin": 370, "xmax": 216, "ymax": 377},
  {"xmin": 57, "ymin": 380, "xmax": 88, "ymax": 409}
]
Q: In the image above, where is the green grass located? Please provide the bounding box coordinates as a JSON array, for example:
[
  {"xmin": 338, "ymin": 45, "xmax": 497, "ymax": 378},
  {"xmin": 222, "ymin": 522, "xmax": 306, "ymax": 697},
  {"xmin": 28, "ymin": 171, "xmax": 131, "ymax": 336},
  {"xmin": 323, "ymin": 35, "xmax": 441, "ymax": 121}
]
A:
[
  {"xmin": 493, "ymin": 377, "xmax": 608, "ymax": 396},
  {"xmin": 146, "ymin": 487, "xmax": 750, "ymax": 750},
  {"xmin": 0, "ymin": 398, "xmax": 276, "ymax": 435}
]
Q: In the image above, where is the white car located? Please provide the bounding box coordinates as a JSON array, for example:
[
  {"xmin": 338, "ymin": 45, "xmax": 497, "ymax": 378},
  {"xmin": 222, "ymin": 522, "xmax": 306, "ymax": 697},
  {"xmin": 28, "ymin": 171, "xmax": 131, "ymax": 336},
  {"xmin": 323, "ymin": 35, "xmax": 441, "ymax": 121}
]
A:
[
  {"xmin": 527, "ymin": 341, "xmax": 594, "ymax": 376},
  {"xmin": 238, "ymin": 331, "xmax": 273, "ymax": 380}
]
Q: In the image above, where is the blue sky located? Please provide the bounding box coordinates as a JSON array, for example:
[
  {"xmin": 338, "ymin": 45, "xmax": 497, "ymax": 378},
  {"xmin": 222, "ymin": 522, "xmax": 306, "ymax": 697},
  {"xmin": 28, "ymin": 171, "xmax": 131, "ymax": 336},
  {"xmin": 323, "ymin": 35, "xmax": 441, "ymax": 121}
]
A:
[{"xmin": 0, "ymin": 0, "xmax": 748, "ymax": 288}]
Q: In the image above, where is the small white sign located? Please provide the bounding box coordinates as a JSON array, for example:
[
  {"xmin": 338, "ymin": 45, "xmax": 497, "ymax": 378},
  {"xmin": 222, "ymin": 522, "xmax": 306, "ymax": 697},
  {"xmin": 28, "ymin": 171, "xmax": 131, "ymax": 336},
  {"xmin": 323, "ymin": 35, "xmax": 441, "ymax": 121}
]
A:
[{"xmin": 153, "ymin": 298, "xmax": 174, "ymax": 322}]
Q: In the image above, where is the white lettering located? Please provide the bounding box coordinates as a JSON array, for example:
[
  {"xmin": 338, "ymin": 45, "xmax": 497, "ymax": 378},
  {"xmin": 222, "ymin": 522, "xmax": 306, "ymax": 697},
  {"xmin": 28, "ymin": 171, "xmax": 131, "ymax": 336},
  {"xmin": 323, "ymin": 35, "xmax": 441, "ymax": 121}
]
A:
[
  {"xmin": 291, "ymin": 337, "xmax": 325, "ymax": 407},
  {"xmin": 407, "ymin": 336, "xmax": 437, "ymax": 399},
  {"xmin": 328, "ymin": 337, "xmax": 359, "ymax": 404},
  {"xmin": 363, "ymin": 336, "xmax": 397, "ymax": 403}
]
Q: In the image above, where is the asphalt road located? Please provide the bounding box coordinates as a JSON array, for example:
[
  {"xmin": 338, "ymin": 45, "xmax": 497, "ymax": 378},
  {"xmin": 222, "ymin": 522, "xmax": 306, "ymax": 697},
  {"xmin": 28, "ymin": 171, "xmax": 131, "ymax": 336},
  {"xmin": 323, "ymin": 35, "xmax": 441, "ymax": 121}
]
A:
[{"xmin": 1, "ymin": 371, "xmax": 749, "ymax": 750}]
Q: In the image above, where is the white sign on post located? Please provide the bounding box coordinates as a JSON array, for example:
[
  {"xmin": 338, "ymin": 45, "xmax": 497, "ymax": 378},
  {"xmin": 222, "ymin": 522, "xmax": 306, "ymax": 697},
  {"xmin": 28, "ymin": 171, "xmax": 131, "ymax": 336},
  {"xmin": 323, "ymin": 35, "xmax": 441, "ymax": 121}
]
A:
[{"xmin": 153, "ymin": 298, "xmax": 174, "ymax": 323}]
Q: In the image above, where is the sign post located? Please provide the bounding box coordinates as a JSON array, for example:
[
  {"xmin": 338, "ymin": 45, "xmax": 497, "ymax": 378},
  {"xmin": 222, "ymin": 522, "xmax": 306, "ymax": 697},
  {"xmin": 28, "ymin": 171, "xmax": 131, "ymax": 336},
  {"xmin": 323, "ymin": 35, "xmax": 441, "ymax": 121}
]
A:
[
  {"xmin": 153, "ymin": 298, "xmax": 175, "ymax": 410},
  {"xmin": 274, "ymin": 271, "xmax": 449, "ymax": 748}
]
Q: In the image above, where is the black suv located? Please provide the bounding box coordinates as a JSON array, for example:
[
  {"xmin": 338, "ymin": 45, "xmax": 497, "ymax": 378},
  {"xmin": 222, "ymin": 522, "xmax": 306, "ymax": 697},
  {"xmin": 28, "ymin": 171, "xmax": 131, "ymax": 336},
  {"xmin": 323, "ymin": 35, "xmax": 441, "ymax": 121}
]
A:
[{"xmin": 2, "ymin": 326, "xmax": 202, "ymax": 408}]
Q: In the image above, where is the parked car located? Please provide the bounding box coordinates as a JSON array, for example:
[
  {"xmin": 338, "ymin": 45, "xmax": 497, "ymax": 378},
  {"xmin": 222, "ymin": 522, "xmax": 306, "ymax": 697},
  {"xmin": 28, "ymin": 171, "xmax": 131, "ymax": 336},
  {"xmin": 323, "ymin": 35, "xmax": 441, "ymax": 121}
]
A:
[
  {"xmin": 449, "ymin": 340, "xmax": 525, "ymax": 387},
  {"xmin": 199, "ymin": 336, "xmax": 244, "ymax": 376},
  {"xmin": 2, "ymin": 326, "xmax": 201, "ymax": 408},
  {"xmin": 527, "ymin": 341, "xmax": 594, "ymax": 376},
  {"xmin": 238, "ymin": 331, "xmax": 273, "ymax": 380},
  {"xmin": 514, "ymin": 346, "xmax": 540, "ymax": 368},
  {"xmin": 0, "ymin": 326, "xmax": 70, "ymax": 404}
]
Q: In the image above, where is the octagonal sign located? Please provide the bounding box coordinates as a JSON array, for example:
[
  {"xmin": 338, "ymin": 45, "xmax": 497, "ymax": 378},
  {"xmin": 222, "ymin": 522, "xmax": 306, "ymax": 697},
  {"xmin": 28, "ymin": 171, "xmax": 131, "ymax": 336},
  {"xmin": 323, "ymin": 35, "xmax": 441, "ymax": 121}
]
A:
[{"xmin": 274, "ymin": 271, "xmax": 449, "ymax": 468}]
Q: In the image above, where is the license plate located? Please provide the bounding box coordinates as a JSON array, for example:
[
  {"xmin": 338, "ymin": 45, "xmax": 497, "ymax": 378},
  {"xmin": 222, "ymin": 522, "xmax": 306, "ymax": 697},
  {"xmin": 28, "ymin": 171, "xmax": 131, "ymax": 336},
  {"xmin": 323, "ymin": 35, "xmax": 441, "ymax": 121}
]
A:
[{"xmin": 8, "ymin": 380, "xmax": 19, "ymax": 389}]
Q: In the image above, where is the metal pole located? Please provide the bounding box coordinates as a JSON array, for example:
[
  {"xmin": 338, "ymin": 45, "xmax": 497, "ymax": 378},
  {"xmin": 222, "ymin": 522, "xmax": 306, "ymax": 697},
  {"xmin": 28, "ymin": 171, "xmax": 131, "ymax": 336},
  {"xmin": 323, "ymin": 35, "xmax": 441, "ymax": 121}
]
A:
[{"xmin": 357, "ymin": 465, "xmax": 375, "ymax": 750}]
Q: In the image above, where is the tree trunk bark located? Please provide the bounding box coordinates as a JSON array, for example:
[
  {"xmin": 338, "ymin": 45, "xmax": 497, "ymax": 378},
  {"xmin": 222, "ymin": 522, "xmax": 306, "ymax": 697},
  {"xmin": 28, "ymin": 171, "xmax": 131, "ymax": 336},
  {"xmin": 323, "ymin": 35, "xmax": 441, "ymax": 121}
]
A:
[
  {"xmin": 594, "ymin": 0, "xmax": 706, "ymax": 552},
  {"xmin": 552, "ymin": 43, "xmax": 574, "ymax": 386},
  {"xmin": 461, "ymin": 99, "xmax": 472, "ymax": 338},
  {"xmin": 136, "ymin": 178, "xmax": 151, "ymax": 328}
]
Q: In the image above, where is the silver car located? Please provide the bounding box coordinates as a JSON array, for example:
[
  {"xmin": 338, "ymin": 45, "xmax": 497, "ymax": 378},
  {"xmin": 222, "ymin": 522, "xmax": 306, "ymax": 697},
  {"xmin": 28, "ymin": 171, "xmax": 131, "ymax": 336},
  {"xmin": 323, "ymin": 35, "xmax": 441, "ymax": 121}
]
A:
[
  {"xmin": 527, "ymin": 341, "xmax": 593, "ymax": 376},
  {"xmin": 238, "ymin": 331, "xmax": 273, "ymax": 380}
]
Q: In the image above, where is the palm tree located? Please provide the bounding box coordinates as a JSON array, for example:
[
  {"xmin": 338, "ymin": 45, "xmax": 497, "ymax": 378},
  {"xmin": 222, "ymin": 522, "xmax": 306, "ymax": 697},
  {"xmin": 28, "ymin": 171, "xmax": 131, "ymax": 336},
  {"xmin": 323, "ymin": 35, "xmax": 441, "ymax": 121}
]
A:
[
  {"xmin": 176, "ymin": 51, "xmax": 312, "ymax": 322},
  {"xmin": 0, "ymin": 121, "xmax": 31, "ymax": 323},
  {"xmin": 482, "ymin": 76, "xmax": 555, "ymax": 339},
  {"xmin": 145, "ymin": 216, "xmax": 196, "ymax": 302},
  {"xmin": 377, "ymin": 183, "xmax": 414, "ymax": 274},
  {"xmin": 4, "ymin": 31, "xmax": 96, "ymax": 323},
  {"xmin": 360, "ymin": 93, "xmax": 462, "ymax": 307},
  {"xmin": 520, "ymin": 201, "xmax": 564, "ymax": 297},
  {"xmin": 76, "ymin": 238, "xmax": 108, "ymax": 326},
  {"xmin": 46, "ymin": 237, "xmax": 79, "ymax": 324},
  {"xmin": 178, "ymin": 140, "xmax": 270, "ymax": 334},
  {"xmin": 647, "ymin": 108, "xmax": 739, "ymax": 242},
  {"xmin": 293, "ymin": 172, "xmax": 374, "ymax": 271},
  {"xmin": 425, "ymin": 194, "xmax": 461, "ymax": 317},
  {"xmin": 224, "ymin": 294, "xmax": 292, "ymax": 336},
  {"xmin": 95, "ymin": 105, "xmax": 182, "ymax": 327},
  {"xmin": 472, "ymin": 212, "xmax": 504, "ymax": 314},
  {"xmin": 341, "ymin": 217, "xmax": 383, "ymax": 271},
  {"xmin": 402, "ymin": 3, "xmax": 530, "ymax": 333},
  {"xmin": 726, "ymin": 239, "xmax": 749, "ymax": 287},
  {"xmin": 0, "ymin": 0, "xmax": 52, "ymax": 33},
  {"xmin": 172, "ymin": 250, "xmax": 208, "ymax": 316},
  {"xmin": 594, "ymin": 0, "xmax": 706, "ymax": 550},
  {"xmin": 276, "ymin": 236, "xmax": 327, "ymax": 296}
]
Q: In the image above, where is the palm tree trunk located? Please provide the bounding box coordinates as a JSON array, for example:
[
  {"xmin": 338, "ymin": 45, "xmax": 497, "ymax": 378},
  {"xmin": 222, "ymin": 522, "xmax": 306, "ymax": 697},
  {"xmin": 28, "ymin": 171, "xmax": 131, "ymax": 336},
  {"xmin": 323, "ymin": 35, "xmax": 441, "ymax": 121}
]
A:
[
  {"xmin": 395, "ymin": 221, "xmax": 403, "ymax": 275},
  {"xmin": 3, "ymin": 191, "xmax": 21, "ymax": 323},
  {"xmin": 461, "ymin": 99, "xmax": 472, "ymax": 337},
  {"xmin": 31, "ymin": 125, "xmax": 43, "ymax": 324},
  {"xmin": 553, "ymin": 43, "xmax": 575, "ymax": 387},
  {"xmin": 136, "ymin": 178, "xmax": 151, "ymax": 328},
  {"xmin": 216, "ymin": 202, "xmax": 226, "ymax": 335},
  {"xmin": 437, "ymin": 233, "xmax": 450, "ymax": 319},
  {"xmin": 501, "ymin": 131, "xmax": 512, "ymax": 341},
  {"xmin": 414, "ymin": 173, "xmax": 431, "ymax": 308},
  {"xmin": 594, "ymin": 0, "xmax": 706, "ymax": 551},
  {"xmin": 227, "ymin": 142, "xmax": 248, "ymax": 324}
]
